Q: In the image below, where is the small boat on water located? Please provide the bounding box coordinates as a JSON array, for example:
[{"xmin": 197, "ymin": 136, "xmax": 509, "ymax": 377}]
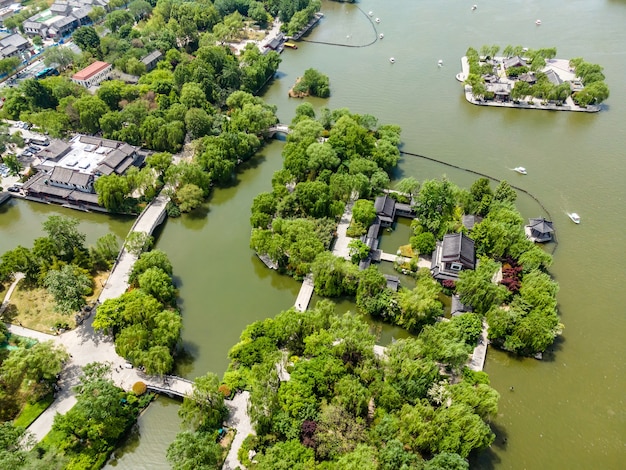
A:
[
  {"xmin": 513, "ymin": 166, "xmax": 527, "ymax": 175},
  {"xmin": 438, "ymin": 59, "xmax": 443, "ymax": 66},
  {"xmin": 369, "ymin": 11, "xmax": 373, "ymax": 16},
  {"xmin": 472, "ymin": 5, "xmax": 477, "ymax": 10},
  {"xmin": 389, "ymin": 57, "xmax": 395, "ymax": 64},
  {"xmin": 535, "ymin": 19, "xmax": 542, "ymax": 25},
  {"xmin": 375, "ymin": 17, "xmax": 381, "ymax": 23},
  {"xmin": 284, "ymin": 41, "xmax": 298, "ymax": 49},
  {"xmin": 379, "ymin": 33, "xmax": 384, "ymax": 39},
  {"xmin": 568, "ymin": 212, "xmax": 581, "ymax": 224}
]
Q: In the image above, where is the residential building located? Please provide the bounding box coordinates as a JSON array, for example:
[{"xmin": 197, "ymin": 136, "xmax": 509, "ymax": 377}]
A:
[{"xmin": 72, "ymin": 61, "xmax": 111, "ymax": 87}]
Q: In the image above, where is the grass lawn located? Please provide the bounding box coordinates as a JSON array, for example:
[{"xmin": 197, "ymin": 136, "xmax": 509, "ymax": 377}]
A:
[
  {"xmin": 13, "ymin": 394, "xmax": 54, "ymax": 428},
  {"xmin": 6, "ymin": 271, "xmax": 110, "ymax": 333},
  {"xmin": 7, "ymin": 284, "xmax": 69, "ymax": 333}
]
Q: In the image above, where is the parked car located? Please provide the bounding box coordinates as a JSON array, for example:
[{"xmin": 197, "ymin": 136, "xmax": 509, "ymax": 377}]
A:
[
  {"xmin": 28, "ymin": 146, "xmax": 40, "ymax": 153},
  {"xmin": 20, "ymin": 151, "xmax": 32, "ymax": 158},
  {"xmin": 7, "ymin": 186, "xmax": 20, "ymax": 193}
]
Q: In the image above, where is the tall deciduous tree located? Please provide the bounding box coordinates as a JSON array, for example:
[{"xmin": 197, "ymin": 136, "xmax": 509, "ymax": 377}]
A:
[
  {"xmin": 125, "ymin": 231, "xmax": 154, "ymax": 255},
  {"xmin": 351, "ymin": 199, "xmax": 376, "ymax": 227},
  {"xmin": 42, "ymin": 215, "xmax": 86, "ymax": 261},
  {"xmin": 44, "ymin": 264, "xmax": 92, "ymax": 314},
  {"xmin": 179, "ymin": 373, "xmax": 228, "ymax": 432},
  {"xmin": 166, "ymin": 430, "xmax": 222, "ymax": 470},
  {"xmin": 415, "ymin": 178, "xmax": 457, "ymax": 237},
  {"xmin": 94, "ymin": 173, "xmax": 130, "ymax": 212}
]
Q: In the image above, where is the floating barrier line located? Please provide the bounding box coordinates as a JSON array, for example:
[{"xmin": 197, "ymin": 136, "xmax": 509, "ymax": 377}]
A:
[
  {"xmin": 301, "ymin": 6, "xmax": 379, "ymax": 48},
  {"xmin": 400, "ymin": 150, "xmax": 558, "ymax": 254}
]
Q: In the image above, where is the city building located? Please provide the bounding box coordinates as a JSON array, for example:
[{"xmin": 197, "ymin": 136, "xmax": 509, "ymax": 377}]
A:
[{"xmin": 72, "ymin": 61, "xmax": 111, "ymax": 87}]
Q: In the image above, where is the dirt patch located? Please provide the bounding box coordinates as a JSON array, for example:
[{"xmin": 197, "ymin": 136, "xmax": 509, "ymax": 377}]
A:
[
  {"xmin": 288, "ymin": 77, "xmax": 309, "ymax": 98},
  {"xmin": 86, "ymin": 271, "xmax": 110, "ymax": 304},
  {"xmin": 8, "ymin": 284, "xmax": 75, "ymax": 333},
  {"xmin": 7, "ymin": 270, "xmax": 110, "ymax": 333}
]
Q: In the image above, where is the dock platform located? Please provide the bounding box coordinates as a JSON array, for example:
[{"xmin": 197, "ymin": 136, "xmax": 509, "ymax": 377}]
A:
[
  {"xmin": 294, "ymin": 275, "xmax": 314, "ymax": 312},
  {"xmin": 467, "ymin": 320, "xmax": 489, "ymax": 371}
]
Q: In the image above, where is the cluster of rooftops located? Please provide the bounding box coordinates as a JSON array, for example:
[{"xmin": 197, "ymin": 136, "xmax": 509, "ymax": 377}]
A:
[
  {"xmin": 22, "ymin": 0, "xmax": 108, "ymax": 40},
  {"xmin": 478, "ymin": 56, "xmax": 584, "ymax": 102},
  {"xmin": 361, "ymin": 195, "xmax": 555, "ymax": 284},
  {"xmin": 20, "ymin": 135, "xmax": 144, "ymax": 210}
]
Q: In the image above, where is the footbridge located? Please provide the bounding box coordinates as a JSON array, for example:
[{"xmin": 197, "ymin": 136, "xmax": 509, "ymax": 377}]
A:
[
  {"xmin": 99, "ymin": 193, "xmax": 169, "ymax": 301},
  {"xmin": 142, "ymin": 374, "xmax": 194, "ymax": 399},
  {"xmin": 267, "ymin": 123, "xmax": 291, "ymax": 138}
]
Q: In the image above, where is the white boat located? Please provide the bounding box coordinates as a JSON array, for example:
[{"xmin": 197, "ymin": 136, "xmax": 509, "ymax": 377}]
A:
[
  {"xmin": 513, "ymin": 166, "xmax": 527, "ymax": 175},
  {"xmin": 535, "ymin": 19, "xmax": 542, "ymax": 25},
  {"xmin": 389, "ymin": 57, "xmax": 395, "ymax": 64},
  {"xmin": 568, "ymin": 212, "xmax": 581, "ymax": 224},
  {"xmin": 375, "ymin": 18, "xmax": 381, "ymax": 23},
  {"xmin": 369, "ymin": 11, "xmax": 373, "ymax": 16},
  {"xmin": 472, "ymin": 5, "xmax": 477, "ymax": 10},
  {"xmin": 379, "ymin": 33, "xmax": 384, "ymax": 39},
  {"xmin": 438, "ymin": 59, "xmax": 443, "ymax": 66}
]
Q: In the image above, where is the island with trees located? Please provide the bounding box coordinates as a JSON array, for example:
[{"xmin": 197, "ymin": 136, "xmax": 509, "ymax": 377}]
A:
[
  {"xmin": 289, "ymin": 68, "xmax": 331, "ymax": 98},
  {"xmin": 214, "ymin": 301, "xmax": 498, "ymax": 469},
  {"xmin": 460, "ymin": 45, "xmax": 609, "ymax": 112},
  {"xmin": 251, "ymin": 104, "xmax": 561, "ymax": 359}
]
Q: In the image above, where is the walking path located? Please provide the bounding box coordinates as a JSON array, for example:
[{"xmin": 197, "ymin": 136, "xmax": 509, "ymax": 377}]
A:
[
  {"xmin": 0, "ymin": 272, "xmax": 24, "ymax": 317},
  {"xmin": 223, "ymin": 391, "xmax": 253, "ymax": 470},
  {"xmin": 2, "ymin": 193, "xmax": 175, "ymax": 445},
  {"xmin": 332, "ymin": 198, "xmax": 356, "ymax": 261},
  {"xmin": 468, "ymin": 320, "xmax": 489, "ymax": 371},
  {"xmin": 294, "ymin": 275, "xmax": 314, "ymax": 312}
]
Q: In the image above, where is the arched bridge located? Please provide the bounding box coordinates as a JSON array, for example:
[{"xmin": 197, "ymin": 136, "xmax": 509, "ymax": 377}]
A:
[
  {"xmin": 141, "ymin": 374, "xmax": 194, "ymax": 399},
  {"xmin": 267, "ymin": 123, "xmax": 291, "ymax": 138}
]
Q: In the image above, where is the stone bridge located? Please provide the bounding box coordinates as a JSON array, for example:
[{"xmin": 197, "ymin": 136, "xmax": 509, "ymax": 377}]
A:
[{"xmin": 267, "ymin": 123, "xmax": 291, "ymax": 138}]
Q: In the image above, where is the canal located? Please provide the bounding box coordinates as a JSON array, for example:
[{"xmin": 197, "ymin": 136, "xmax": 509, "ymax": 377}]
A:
[{"xmin": 1, "ymin": 0, "xmax": 624, "ymax": 467}]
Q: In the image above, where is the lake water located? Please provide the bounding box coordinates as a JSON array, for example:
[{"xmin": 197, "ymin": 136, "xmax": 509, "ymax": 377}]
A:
[{"xmin": 2, "ymin": 0, "xmax": 625, "ymax": 467}]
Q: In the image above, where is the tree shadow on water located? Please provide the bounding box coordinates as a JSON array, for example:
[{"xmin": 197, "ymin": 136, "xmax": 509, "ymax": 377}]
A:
[
  {"xmin": 174, "ymin": 344, "xmax": 197, "ymax": 378},
  {"xmin": 469, "ymin": 422, "xmax": 508, "ymax": 470}
]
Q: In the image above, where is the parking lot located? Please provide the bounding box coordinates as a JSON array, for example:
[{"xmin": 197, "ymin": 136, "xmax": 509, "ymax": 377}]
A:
[{"xmin": 1, "ymin": 121, "xmax": 50, "ymax": 191}]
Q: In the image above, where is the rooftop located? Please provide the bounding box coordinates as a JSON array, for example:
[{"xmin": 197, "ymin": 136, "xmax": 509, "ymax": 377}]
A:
[{"xmin": 72, "ymin": 61, "xmax": 110, "ymax": 80}]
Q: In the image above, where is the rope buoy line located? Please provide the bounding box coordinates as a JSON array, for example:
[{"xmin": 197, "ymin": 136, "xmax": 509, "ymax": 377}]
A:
[
  {"xmin": 301, "ymin": 5, "xmax": 379, "ymax": 48},
  {"xmin": 400, "ymin": 150, "xmax": 558, "ymax": 254}
]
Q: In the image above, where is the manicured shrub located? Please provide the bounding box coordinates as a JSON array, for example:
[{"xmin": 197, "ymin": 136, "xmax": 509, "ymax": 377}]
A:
[{"xmin": 132, "ymin": 381, "xmax": 147, "ymax": 395}]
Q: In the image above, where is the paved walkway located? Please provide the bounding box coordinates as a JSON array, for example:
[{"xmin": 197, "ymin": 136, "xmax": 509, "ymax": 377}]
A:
[
  {"xmin": 0, "ymin": 272, "xmax": 24, "ymax": 317},
  {"xmin": 223, "ymin": 391, "xmax": 253, "ymax": 470},
  {"xmin": 294, "ymin": 275, "xmax": 314, "ymax": 312},
  {"xmin": 8, "ymin": 314, "xmax": 193, "ymax": 444},
  {"xmin": 331, "ymin": 199, "xmax": 355, "ymax": 261},
  {"xmin": 2, "ymin": 193, "xmax": 175, "ymax": 445},
  {"xmin": 468, "ymin": 320, "xmax": 489, "ymax": 372}
]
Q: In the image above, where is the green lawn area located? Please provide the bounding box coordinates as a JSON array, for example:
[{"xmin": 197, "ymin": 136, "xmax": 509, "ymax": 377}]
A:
[
  {"xmin": 13, "ymin": 394, "xmax": 54, "ymax": 428},
  {"xmin": 5, "ymin": 271, "xmax": 109, "ymax": 333}
]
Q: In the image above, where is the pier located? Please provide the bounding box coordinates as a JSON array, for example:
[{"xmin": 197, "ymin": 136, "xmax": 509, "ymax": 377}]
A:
[
  {"xmin": 467, "ymin": 320, "xmax": 489, "ymax": 371},
  {"xmin": 0, "ymin": 191, "xmax": 11, "ymax": 206},
  {"xmin": 294, "ymin": 275, "xmax": 314, "ymax": 312}
]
